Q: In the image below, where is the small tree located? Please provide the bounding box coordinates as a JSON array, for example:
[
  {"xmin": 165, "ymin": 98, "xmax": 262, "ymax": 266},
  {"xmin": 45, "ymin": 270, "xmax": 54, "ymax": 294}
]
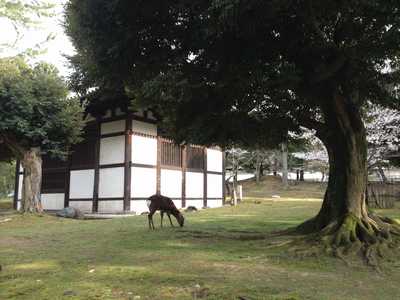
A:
[
  {"xmin": 366, "ymin": 106, "xmax": 400, "ymax": 181},
  {"xmin": 0, "ymin": 57, "xmax": 83, "ymax": 213}
]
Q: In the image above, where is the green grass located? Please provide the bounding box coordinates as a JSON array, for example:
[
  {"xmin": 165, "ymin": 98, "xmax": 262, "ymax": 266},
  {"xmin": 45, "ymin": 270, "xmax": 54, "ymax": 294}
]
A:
[{"xmin": 1, "ymin": 178, "xmax": 400, "ymax": 299}]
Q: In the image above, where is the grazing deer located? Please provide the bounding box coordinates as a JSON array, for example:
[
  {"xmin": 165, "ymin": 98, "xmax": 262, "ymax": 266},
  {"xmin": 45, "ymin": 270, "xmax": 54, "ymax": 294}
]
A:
[{"xmin": 147, "ymin": 194, "xmax": 185, "ymax": 229}]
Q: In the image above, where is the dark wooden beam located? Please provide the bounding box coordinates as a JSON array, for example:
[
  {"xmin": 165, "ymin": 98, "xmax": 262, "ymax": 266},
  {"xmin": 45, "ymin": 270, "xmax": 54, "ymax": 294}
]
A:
[
  {"xmin": 156, "ymin": 136, "xmax": 161, "ymax": 195},
  {"xmin": 92, "ymin": 120, "xmax": 101, "ymax": 213},
  {"xmin": 222, "ymin": 149, "xmax": 226, "ymax": 205},
  {"xmin": 124, "ymin": 117, "xmax": 132, "ymax": 212},
  {"xmin": 64, "ymin": 155, "xmax": 71, "ymax": 208},
  {"xmin": 203, "ymin": 147, "xmax": 207, "ymax": 208},
  {"xmin": 182, "ymin": 145, "xmax": 187, "ymax": 208}
]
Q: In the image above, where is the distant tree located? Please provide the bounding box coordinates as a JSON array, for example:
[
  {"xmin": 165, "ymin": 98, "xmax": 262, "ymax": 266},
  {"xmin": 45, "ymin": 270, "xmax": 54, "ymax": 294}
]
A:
[
  {"xmin": 366, "ymin": 106, "xmax": 400, "ymax": 181},
  {"xmin": 0, "ymin": 57, "xmax": 83, "ymax": 213},
  {"xmin": 0, "ymin": 161, "xmax": 15, "ymax": 197},
  {"xmin": 66, "ymin": 1, "xmax": 400, "ymax": 256}
]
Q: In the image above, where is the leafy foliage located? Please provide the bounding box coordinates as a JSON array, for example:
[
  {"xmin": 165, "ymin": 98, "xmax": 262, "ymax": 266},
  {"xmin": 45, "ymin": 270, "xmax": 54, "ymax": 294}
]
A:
[
  {"xmin": 65, "ymin": 0, "xmax": 400, "ymax": 146},
  {"xmin": 0, "ymin": 0, "xmax": 54, "ymax": 53},
  {"xmin": 0, "ymin": 57, "xmax": 84, "ymax": 159},
  {"xmin": 0, "ymin": 161, "xmax": 14, "ymax": 197}
]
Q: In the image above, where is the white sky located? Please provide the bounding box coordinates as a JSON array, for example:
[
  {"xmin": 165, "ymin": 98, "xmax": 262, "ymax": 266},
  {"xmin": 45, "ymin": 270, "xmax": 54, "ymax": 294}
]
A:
[{"xmin": 0, "ymin": 0, "xmax": 75, "ymax": 77}]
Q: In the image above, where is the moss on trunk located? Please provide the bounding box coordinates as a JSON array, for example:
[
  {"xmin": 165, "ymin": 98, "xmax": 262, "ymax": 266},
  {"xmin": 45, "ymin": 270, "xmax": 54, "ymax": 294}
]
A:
[{"xmin": 297, "ymin": 93, "xmax": 400, "ymax": 263}]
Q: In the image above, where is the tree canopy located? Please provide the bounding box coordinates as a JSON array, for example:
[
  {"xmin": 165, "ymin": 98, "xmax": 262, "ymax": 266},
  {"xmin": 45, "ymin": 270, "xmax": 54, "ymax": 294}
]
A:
[
  {"xmin": 66, "ymin": 1, "xmax": 400, "ymax": 258},
  {"xmin": 0, "ymin": 57, "xmax": 83, "ymax": 212},
  {"xmin": 0, "ymin": 57, "xmax": 83, "ymax": 159}
]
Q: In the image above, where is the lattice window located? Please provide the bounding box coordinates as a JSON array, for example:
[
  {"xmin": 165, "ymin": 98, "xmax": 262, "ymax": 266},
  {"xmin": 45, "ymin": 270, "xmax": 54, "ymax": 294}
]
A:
[
  {"xmin": 187, "ymin": 146, "xmax": 204, "ymax": 170},
  {"xmin": 161, "ymin": 140, "xmax": 182, "ymax": 167}
]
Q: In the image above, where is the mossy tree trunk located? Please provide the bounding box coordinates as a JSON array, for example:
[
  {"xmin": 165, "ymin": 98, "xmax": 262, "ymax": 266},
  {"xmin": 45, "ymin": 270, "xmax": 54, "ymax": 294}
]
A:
[
  {"xmin": 20, "ymin": 147, "xmax": 43, "ymax": 213},
  {"xmin": 298, "ymin": 93, "xmax": 400, "ymax": 254}
]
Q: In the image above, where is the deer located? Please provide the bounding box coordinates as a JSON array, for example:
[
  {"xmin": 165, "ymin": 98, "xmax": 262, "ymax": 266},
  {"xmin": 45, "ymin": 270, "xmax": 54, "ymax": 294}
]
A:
[{"xmin": 147, "ymin": 194, "xmax": 185, "ymax": 230}]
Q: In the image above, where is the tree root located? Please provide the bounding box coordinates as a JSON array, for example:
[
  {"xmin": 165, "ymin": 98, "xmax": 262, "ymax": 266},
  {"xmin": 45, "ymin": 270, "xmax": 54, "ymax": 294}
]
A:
[{"xmin": 292, "ymin": 213, "xmax": 400, "ymax": 267}]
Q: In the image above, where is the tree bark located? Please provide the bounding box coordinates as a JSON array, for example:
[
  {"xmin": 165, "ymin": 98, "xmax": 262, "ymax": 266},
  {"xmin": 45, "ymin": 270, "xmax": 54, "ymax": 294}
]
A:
[
  {"xmin": 297, "ymin": 93, "xmax": 400, "ymax": 255},
  {"xmin": 20, "ymin": 147, "xmax": 43, "ymax": 213},
  {"xmin": 281, "ymin": 142, "xmax": 288, "ymax": 188},
  {"xmin": 255, "ymin": 153, "xmax": 261, "ymax": 184}
]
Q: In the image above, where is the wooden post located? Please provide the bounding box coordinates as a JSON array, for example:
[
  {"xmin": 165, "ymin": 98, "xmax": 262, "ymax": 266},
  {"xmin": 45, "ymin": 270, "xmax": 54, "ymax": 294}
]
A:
[
  {"xmin": 92, "ymin": 120, "xmax": 101, "ymax": 213},
  {"xmin": 203, "ymin": 147, "xmax": 207, "ymax": 208},
  {"xmin": 13, "ymin": 160, "xmax": 20, "ymax": 210},
  {"xmin": 222, "ymin": 150, "xmax": 226, "ymax": 205},
  {"xmin": 156, "ymin": 136, "xmax": 161, "ymax": 195},
  {"xmin": 64, "ymin": 155, "xmax": 71, "ymax": 208},
  {"xmin": 182, "ymin": 145, "xmax": 187, "ymax": 208},
  {"xmin": 124, "ymin": 117, "xmax": 132, "ymax": 212}
]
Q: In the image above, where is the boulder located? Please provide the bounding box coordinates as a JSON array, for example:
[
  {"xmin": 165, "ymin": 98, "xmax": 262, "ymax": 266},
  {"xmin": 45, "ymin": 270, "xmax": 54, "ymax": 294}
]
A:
[
  {"xmin": 185, "ymin": 206, "xmax": 198, "ymax": 212},
  {"xmin": 56, "ymin": 207, "xmax": 85, "ymax": 219}
]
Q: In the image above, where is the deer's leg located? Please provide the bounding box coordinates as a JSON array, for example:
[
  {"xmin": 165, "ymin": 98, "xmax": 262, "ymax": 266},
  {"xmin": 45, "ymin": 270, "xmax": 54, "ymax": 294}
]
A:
[
  {"xmin": 167, "ymin": 212, "xmax": 174, "ymax": 227},
  {"xmin": 161, "ymin": 211, "xmax": 164, "ymax": 228},
  {"xmin": 148, "ymin": 211, "xmax": 155, "ymax": 230}
]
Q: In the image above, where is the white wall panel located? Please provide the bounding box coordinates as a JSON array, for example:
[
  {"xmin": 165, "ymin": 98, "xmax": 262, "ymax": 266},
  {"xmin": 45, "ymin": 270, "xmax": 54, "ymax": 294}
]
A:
[
  {"xmin": 207, "ymin": 199, "xmax": 223, "ymax": 208},
  {"xmin": 18, "ymin": 175, "xmax": 23, "ymax": 200},
  {"xmin": 207, "ymin": 149, "xmax": 223, "ymax": 172},
  {"xmin": 131, "ymin": 167, "xmax": 157, "ymax": 198},
  {"xmin": 98, "ymin": 201, "xmax": 124, "ymax": 213},
  {"xmin": 131, "ymin": 200, "xmax": 149, "ymax": 214},
  {"xmin": 99, "ymin": 167, "xmax": 124, "ymax": 198},
  {"xmin": 185, "ymin": 172, "xmax": 203, "ymax": 198},
  {"xmin": 41, "ymin": 193, "xmax": 65, "ymax": 210},
  {"xmin": 100, "ymin": 136, "xmax": 125, "ymax": 165},
  {"xmin": 173, "ymin": 200, "xmax": 182, "ymax": 209},
  {"xmin": 185, "ymin": 200, "xmax": 203, "ymax": 209},
  {"xmin": 132, "ymin": 136, "xmax": 157, "ymax": 165},
  {"xmin": 69, "ymin": 169, "xmax": 94, "ymax": 199},
  {"xmin": 161, "ymin": 169, "xmax": 182, "ymax": 198},
  {"xmin": 132, "ymin": 120, "xmax": 157, "ymax": 136},
  {"xmin": 207, "ymin": 174, "xmax": 223, "ymax": 198},
  {"xmin": 101, "ymin": 120, "xmax": 125, "ymax": 135},
  {"xmin": 69, "ymin": 201, "xmax": 92, "ymax": 212}
]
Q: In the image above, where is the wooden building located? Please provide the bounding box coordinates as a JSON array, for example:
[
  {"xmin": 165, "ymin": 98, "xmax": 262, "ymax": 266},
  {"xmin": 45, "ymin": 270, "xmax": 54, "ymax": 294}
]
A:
[{"xmin": 14, "ymin": 109, "xmax": 225, "ymax": 213}]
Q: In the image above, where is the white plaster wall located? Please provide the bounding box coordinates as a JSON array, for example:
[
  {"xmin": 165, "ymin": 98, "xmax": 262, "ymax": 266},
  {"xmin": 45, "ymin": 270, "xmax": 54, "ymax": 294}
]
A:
[
  {"xmin": 18, "ymin": 175, "xmax": 23, "ymax": 200},
  {"xmin": 207, "ymin": 149, "xmax": 223, "ymax": 172},
  {"xmin": 100, "ymin": 135, "xmax": 125, "ymax": 165},
  {"xmin": 132, "ymin": 120, "xmax": 157, "ymax": 136},
  {"xmin": 207, "ymin": 174, "xmax": 223, "ymax": 198},
  {"xmin": 185, "ymin": 199, "xmax": 203, "ymax": 209},
  {"xmin": 41, "ymin": 193, "xmax": 65, "ymax": 210},
  {"xmin": 69, "ymin": 201, "xmax": 92, "ymax": 212},
  {"xmin": 101, "ymin": 120, "xmax": 125, "ymax": 135},
  {"xmin": 173, "ymin": 200, "xmax": 182, "ymax": 209},
  {"xmin": 185, "ymin": 172, "xmax": 203, "ymax": 198},
  {"xmin": 207, "ymin": 199, "xmax": 223, "ymax": 208},
  {"xmin": 69, "ymin": 169, "xmax": 95, "ymax": 199},
  {"xmin": 132, "ymin": 135, "xmax": 157, "ymax": 165},
  {"xmin": 161, "ymin": 169, "xmax": 182, "ymax": 198},
  {"xmin": 99, "ymin": 167, "xmax": 124, "ymax": 198},
  {"xmin": 131, "ymin": 167, "xmax": 157, "ymax": 198},
  {"xmin": 131, "ymin": 200, "xmax": 149, "ymax": 214},
  {"xmin": 98, "ymin": 201, "xmax": 124, "ymax": 213}
]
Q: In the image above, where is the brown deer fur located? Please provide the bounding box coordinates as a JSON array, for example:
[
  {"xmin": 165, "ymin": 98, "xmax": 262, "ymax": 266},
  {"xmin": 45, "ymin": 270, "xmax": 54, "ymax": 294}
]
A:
[{"xmin": 147, "ymin": 194, "xmax": 185, "ymax": 229}]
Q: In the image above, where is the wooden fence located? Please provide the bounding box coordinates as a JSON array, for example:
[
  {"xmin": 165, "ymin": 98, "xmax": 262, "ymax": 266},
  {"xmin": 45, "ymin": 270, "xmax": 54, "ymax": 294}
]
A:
[{"xmin": 367, "ymin": 181, "xmax": 400, "ymax": 209}]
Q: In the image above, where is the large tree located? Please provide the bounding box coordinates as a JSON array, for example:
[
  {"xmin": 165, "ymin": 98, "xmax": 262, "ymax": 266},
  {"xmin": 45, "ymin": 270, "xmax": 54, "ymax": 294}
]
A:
[
  {"xmin": 65, "ymin": 1, "xmax": 400, "ymax": 255},
  {"xmin": 0, "ymin": 57, "xmax": 83, "ymax": 213}
]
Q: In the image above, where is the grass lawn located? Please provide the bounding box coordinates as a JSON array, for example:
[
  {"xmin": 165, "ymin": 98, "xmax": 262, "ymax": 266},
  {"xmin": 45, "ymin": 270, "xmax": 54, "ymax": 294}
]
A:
[{"xmin": 1, "ymin": 177, "xmax": 400, "ymax": 299}]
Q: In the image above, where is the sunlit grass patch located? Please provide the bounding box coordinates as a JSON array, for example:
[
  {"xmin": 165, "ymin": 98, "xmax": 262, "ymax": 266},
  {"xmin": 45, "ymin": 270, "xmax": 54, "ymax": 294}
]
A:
[{"xmin": 1, "ymin": 178, "xmax": 400, "ymax": 299}]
